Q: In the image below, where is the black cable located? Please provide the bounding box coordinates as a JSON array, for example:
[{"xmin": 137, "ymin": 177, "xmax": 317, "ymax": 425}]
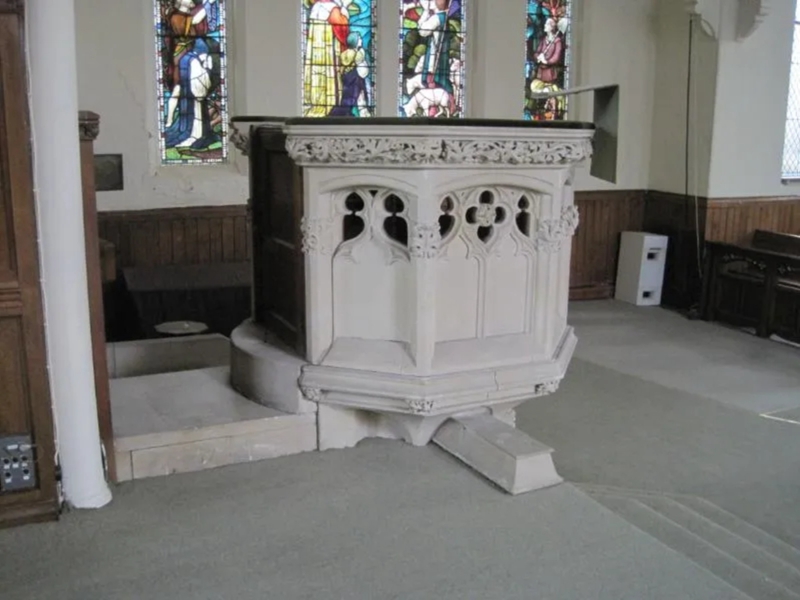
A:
[
  {"xmin": 685, "ymin": 16, "xmax": 693, "ymax": 212},
  {"xmin": 685, "ymin": 15, "xmax": 703, "ymax": 315}
]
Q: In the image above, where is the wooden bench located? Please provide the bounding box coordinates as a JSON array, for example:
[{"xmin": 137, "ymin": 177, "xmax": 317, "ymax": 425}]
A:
[
  {"xmin": 122, "ymin": 262, "xmax": 252, "ymax": 339},
  {"xmin": 701, "ymin": 230, "xmax": 800, "ymax": 343}
]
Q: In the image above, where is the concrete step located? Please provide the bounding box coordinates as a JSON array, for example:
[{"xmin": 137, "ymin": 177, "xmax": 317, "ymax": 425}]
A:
[
  {"xmin": 584, "ymin": 486, "xmax": 800, "ymax": 600},
  {"xmin": 111, "ymin": 366, "xmax": 317, "ymax": 482},
  {"xmin": 108, "ymin": 334, "xmax": 230, "ymax": 379}
]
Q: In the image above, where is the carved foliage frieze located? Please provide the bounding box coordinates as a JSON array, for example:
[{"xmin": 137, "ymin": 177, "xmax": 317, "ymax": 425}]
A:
[{"xmin": 286, "ymin": 135, "xmax": 593, "ymax": 167}]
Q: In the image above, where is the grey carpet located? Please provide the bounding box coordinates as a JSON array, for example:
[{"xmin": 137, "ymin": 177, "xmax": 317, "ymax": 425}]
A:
[
  {"xmin": 517, "ymin": 358, "xmax": 800, "ymax": 551},
  {"xmin": 0, "ymin": 440, "xmax": 747, "ymax": 600},
  {"xmin": 569, "ymin": 301, "xmax": 800, "ymax": 415}
]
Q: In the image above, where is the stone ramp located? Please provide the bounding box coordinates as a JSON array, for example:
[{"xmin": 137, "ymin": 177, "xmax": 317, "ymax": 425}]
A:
[{"xmin": 581, "ymin": 484, "xmax": 800, "ymax": 600}]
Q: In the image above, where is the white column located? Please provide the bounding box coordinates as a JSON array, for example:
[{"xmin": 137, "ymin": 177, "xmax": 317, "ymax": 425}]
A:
[{"xmin": 27, "ymin": 0, "xmax": 112, "ymax": 508}]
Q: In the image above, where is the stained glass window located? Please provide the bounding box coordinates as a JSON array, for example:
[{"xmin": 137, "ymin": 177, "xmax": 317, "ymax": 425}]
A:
[
  {"xmin": 302, "ymin": 0, "xmax": 377, "ymax": 118},
  {"xmin": 399, "ymin": 0, "xmax": 467, "ymax": 118},
  {"xmin": 525, "ymin": 0, "xmax": 572, "ymax": 121},
  {"xmin": 155, "ymin": 0, "xmax": 228, "ymax": 164},
  {"xmin": 782, "ymin": 2, "xmax": 800, "ymax": 179}
]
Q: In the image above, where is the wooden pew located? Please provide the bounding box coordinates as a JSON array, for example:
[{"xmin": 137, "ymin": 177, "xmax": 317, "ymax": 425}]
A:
[{"xmin": 701, "ymin": 230, "xmax": 800, "ymax": 343}]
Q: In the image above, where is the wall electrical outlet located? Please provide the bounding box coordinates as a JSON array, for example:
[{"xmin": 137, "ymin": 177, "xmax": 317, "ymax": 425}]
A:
[{"xmin": 0, "ymin": 435, "xmax": 37, "ymax": 493}]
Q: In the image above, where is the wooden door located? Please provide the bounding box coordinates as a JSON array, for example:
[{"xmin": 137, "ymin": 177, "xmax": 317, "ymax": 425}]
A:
[{"xmin": 0, "ymin": 1, "xmax": 59, "ymax": 527}]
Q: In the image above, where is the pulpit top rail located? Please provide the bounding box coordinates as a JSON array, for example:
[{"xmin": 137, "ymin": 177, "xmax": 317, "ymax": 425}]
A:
[{"xmin": 231, "ymin": 115, "xmax": 594, "ymax": 131}]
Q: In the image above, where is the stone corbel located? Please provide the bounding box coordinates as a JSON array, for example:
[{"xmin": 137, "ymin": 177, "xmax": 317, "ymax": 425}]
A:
[
  {"xmin": 685, "ymin": 0, "xmax": 771, "ymax": 41},
  {"xmin": 736, "ymin": 0, "xmax": 770, "ymax": 41}
]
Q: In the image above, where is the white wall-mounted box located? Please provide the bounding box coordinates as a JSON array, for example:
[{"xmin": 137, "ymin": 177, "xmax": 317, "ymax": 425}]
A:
[{"xmin": 615, "ymin": 232, "xmax": 669, "ymax": 306}]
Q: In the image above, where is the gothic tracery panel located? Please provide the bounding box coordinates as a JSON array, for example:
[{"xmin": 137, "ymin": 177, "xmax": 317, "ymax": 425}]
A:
[
  {"xmin": 399, "ymin": 0, "xmax": 467, "ymax": 119},
  {"xmin": 302, "ymin": 0, "xmax": 377, "ymax": 118},
  {"xmin": 525, "ymin": 0, "xmax": 572, "ymax": 121},
  {"xmin": 155, "ymin": 0, "xmax": 229, "ymax": 164}
]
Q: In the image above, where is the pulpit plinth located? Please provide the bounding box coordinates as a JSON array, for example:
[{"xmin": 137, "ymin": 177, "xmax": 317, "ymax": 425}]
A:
[{"xmin": 231, "ymin": 117, "xmax": 594, "ymax": 494}]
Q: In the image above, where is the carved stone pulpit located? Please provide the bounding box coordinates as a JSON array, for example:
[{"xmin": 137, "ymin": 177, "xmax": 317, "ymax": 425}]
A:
[{"xmin": 231, "ymin": 117, "xmax": 594, "ymax": 494}]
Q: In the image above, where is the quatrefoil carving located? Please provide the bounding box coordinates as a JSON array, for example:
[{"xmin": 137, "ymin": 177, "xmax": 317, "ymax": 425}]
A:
[{"xmin": 465, "ymin": 190, "xmax": 507, "ymax": 244}]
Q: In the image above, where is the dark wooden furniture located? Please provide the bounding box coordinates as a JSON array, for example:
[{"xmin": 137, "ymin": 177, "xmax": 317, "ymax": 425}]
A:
[
  {"xmin": 702, "ymin": 230, "xmax": 800, "ymax": 343},
  {"xmin": 0, "ymin": 2, "xmax": 59, "ymax": 527},
  {"xmin": 122, "ymin": 262, "xmax": 252, "ymax": 338},
  {"xmin": 247, "ymin": 120, "xmax": 306, "ymax": 355},
  {"xmin": 79, "ymin": 111, "xmax": 115, "ymax": 482}
]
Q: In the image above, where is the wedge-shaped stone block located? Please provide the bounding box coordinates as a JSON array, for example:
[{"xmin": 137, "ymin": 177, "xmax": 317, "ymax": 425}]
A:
[{"xmin": 433, "ymin": 415, "xmax": 563, "ymax": 495}]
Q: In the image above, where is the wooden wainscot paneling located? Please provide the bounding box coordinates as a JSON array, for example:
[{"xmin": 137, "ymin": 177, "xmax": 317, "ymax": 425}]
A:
[
  {"xmin": 98, "ymin": 205, "xmax": 251, "ymax": 269},
  {"xmin": 643, "ymin": 190, "xmax": 708, "ymax": 310},
  {"xmin": 570, "ymin": 190, "xmax": 646, "ymax": 300},
  {"xmin": 645, "ymin": 192, "xmax": 800, "ymax": 310},
  {"xmin": 705, "ymin": 196, "xmax": 800, "ymax": 244}
]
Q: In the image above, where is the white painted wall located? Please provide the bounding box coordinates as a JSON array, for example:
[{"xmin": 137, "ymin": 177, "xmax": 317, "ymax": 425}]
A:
[
  {"xmin": 648, "ymin": 0, "xmax": 798, "ymax": 198},
  {"xmin": 648, "ymin": 0, "xmax": 718, "ymax": 196},
  {"xmin": 706, "ymin": 0, "xmax": 796, "ymax": 197},
  {"xmin": 75, "ymin": 0, "xmax": 659, "ymax": 211}
]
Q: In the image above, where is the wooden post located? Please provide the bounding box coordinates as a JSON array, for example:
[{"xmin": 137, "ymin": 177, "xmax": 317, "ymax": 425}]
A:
[{"xmin": 78, "ymin": 111, "xmax": 116, "ymax": 482}]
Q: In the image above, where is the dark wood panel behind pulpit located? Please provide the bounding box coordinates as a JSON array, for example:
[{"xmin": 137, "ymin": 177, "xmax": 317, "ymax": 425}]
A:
[{"xmin": 250, "ymin": 125, "xmax": 306, "ymax": 356}]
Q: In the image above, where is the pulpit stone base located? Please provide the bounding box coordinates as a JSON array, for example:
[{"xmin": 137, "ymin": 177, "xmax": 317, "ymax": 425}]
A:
[
  {"xmin": 433, "ymin": 415, "xmax": 563, "ymax": 495},
  {"xmin": 230, "ymin": 320, "xmax": 316, "ymax": 416}
]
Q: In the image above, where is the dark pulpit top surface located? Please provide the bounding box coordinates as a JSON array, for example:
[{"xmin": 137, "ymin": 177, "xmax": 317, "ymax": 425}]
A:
[{"xmin": 232, "ymin": 115, "xmax": 594, "ymax": 131}]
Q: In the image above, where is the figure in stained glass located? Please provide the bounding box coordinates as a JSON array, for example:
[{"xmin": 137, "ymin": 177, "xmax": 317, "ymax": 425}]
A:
[
  {"xmin": 156, "ymin": 0, "xmax": 228, "ymax": 164},
  {"xmin": 525, "ymin": 0, "xmax": 571, "ymax": 121},
  {"xmin": 400, "ymin": 0, "xmax": 466, "ymax": 118},
  {"xmin": 302, "ymin": 0, "xmax": 376, "ymax": 118}
]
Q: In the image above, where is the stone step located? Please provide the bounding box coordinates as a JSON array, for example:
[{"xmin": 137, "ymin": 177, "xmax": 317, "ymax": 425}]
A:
[
  {"xmin": 111, "ymin": 366, "xmax": 317, "ymax": 481},
  {"xmin": 586, "ymin": 489, "xmax": 800, "ymax": 600},
  {"xmin": 582, "ymin": 484, "xmax": 800, "ymax": 570}
]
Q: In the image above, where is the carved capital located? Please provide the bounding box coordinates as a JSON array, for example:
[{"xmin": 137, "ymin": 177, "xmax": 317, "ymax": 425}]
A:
[
  {"xmin": 534, "ymin": 380, "xmax": 560, "ymax": 396},
  {"xmin": 534, "ymin": 205, "xmax": 580, "ymax": 253},
  {"xmin": 301, "ymin": 387, "xmax": 323, "ymax": 403},
  {"xmin": 410, "ymin": 222, "xmax": 441, "ymax": 259},
  {"xmin": 300, "ymin": 217, "xmax": 335, "ymax": 256},
  {"xmin": 406, "ymin": 398, "xmax": 436, "ymax": 414},
  {"xmin": 78, "ymin": 111, "xmax": 100, "ymax": 142},
  {"xmin": 229, "ymin": 124, "xmax": 250, "ymax": 157}
]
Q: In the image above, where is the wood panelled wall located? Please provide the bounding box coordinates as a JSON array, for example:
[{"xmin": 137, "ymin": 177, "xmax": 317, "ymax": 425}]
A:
[
  {"xmin": 705, "ymin": 198, "xmax": 800, "ymax": 244},
  {"xmin": 570, "ymin": 191, "xmax": 646, "ymax": 300},
  {"xmin": 98, "ymin": 205, "xmax": 251, "ymax": 269},
  {"xmin": 644, "ymin": 192, "xmax": 800, "ymax": 309}
]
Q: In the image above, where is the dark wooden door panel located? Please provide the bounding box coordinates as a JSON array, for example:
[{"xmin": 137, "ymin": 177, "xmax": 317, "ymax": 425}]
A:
[
  {"xmin": 0, "ymin": 314, "xmax": 28, "ymax": 433},
  {"xmin": 0, "ymin": 5, "xmax": 58, "ymax": 527}
]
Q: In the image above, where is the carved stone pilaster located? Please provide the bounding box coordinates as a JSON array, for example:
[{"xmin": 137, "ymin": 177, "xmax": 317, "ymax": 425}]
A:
[{"xmin": 78, "ymin": 111, "xmax": 100, "ymax": 142}]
